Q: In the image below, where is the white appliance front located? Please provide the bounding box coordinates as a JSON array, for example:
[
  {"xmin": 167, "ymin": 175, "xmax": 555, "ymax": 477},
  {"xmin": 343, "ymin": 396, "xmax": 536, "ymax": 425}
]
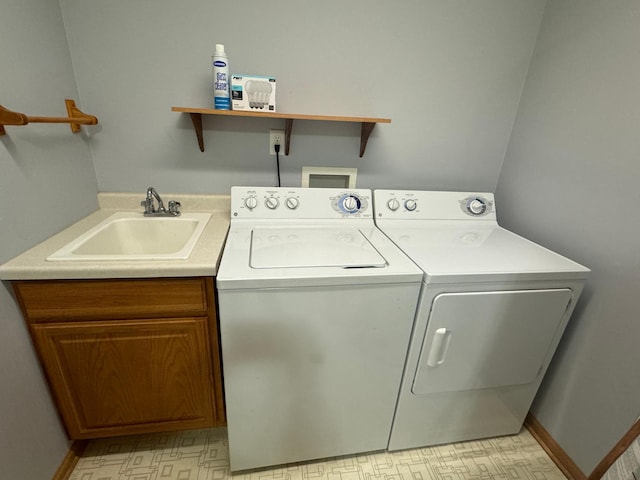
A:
[
  {"xmin": 373, "ymin": 190, "xmax": 589, "ymax": 450},
  {"xmin": 219, "ymin": 283, "xmax": 419, "ymax": 471},
  {"xmin": 217, "ymin": 187, "xmax": 422, "ymax": 471}
]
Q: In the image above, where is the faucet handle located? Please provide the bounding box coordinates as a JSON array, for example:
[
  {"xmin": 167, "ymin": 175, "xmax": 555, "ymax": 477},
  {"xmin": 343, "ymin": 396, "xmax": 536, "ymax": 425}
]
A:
[
  {"xmin": 141, "ymin": 199, "xmax": 153, "ymax": 214},
  {"xmin": 168, "ymin": 200, "xmax": 181, "ymax": 215}
]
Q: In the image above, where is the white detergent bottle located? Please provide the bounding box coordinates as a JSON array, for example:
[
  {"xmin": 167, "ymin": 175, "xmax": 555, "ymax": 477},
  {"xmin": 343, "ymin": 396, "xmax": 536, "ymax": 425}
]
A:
[{"xmin": 212, "ymin": 44, "xmax": 230, "ymax": 110}]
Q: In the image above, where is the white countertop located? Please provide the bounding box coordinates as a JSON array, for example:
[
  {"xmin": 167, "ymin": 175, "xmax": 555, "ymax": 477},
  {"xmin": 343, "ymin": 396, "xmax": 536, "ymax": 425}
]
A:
[{"xmin": 0, "ymin": 193, "xmax": 231, "ymax": 280}]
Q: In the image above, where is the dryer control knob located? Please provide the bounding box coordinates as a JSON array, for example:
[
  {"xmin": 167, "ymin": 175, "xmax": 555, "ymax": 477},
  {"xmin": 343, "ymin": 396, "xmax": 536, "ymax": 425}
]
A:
[
  {"xmin": 387, "ymin": 198, "xmax": 400, "ymax": 211},
  {"xmin": 285, "ymin": 197, "xmax": 299, "ymax": 210},
  {"xmin": 404, "ymin": 199, "xmax": 418, "ymax": 211},
  {"xmin": 244, "ymin": 196, "xmax": 258, "ymax": 210},
  {"xmin": 467, "ymin": 198, "xmax": 487, "ymax": 215},
  {"xmin": 265, "ymin": 196, "xmax": 280, "ymax": 210}
]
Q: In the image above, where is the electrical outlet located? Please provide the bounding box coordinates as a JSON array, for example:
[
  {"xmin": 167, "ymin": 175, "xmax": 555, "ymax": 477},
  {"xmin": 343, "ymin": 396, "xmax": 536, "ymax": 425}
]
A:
[{"xmin": 269, "ymin": 129, "xmax": 285, "ymax": 155}]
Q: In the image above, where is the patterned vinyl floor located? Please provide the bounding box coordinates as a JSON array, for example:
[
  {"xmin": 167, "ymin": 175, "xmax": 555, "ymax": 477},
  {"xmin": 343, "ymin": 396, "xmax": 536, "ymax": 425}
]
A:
[{"xmin": 69, "ymin": 427, "xmax": 565, "ymax": 480}]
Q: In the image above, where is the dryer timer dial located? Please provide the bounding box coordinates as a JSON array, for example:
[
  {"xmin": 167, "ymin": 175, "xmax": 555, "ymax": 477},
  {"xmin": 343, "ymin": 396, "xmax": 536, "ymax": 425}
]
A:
[{"xmin": 462, "ymin": 196, "xmax": 492, "ymax": 216}]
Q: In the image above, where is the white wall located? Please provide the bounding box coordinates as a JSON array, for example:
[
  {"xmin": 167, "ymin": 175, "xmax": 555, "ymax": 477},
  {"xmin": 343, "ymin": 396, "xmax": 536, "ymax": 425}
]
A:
[
  {"xmin": 495, "ymin": 0, "xmax": 640, "ymax": 473},
  {"xmin": 59, "ymin": 0, "xmax": 545, "ymax": 194},
  {"xmin": 0, "ymin": 0, "xmax": 98, "ymax": 477}
]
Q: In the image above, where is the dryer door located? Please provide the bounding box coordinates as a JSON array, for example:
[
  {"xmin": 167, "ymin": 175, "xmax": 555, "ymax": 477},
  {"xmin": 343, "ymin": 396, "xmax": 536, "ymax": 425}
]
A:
[{"xmin": 412, "ymin": 288, "xmax": 572, "ymax": 395}]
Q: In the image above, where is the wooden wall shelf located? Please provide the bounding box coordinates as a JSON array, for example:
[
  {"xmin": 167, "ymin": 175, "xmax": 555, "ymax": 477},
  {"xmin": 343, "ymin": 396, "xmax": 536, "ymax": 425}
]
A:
[{"xmin": 171, "ymin": 107, "xmax": 391, "ymax": 157}]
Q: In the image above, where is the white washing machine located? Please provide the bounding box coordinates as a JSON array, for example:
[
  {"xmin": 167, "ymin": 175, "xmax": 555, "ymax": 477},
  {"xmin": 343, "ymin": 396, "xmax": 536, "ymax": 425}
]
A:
[
  {"xmin": 216, "ymin": 186, "xmax": 422, "ymax": 471},
  {"xmin": 373, "ymin": 190, "xmax": 590, "ymax": 451}
]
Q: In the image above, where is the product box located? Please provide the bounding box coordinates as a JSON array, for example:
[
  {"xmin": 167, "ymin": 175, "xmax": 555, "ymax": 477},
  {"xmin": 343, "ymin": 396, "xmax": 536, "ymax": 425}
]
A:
[{"xmin": 231, "ymin": 74, "xmax": 276, "ymax": 112}]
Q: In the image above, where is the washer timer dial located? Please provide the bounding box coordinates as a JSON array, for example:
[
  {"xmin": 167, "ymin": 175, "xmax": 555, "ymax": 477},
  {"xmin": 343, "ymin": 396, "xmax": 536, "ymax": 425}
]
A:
[
  {"xmin": 334, "ymin": 193, "xmax": 364, "ymax": 214},
  {"xmin": 332, "ymin": 192, "xmax": 369, "ymax": 215},
  {"xmin": 342, "ymin": 195, "xmax": 361, "ymax": 213}
]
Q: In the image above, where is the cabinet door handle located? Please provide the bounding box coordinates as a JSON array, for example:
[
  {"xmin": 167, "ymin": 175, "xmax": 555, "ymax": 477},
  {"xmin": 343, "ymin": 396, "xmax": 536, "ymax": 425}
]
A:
[{"xmin": 426, "ymin": 328, "xmax": 451, "ymax": 367}]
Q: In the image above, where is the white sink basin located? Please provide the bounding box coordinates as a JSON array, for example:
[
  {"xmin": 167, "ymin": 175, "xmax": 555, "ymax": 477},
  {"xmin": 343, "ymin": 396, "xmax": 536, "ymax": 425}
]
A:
[{"xmin": 47, "ymin": 212, "xmax": 211, "ymax": 261}]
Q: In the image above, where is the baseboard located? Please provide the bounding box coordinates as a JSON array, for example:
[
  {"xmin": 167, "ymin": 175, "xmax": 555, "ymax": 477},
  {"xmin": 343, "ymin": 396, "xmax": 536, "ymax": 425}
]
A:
[
  {"xmin": 525, "ymin": 413, "xmax": 586, "ymax": 480},
  {"xmin": 52, "ymin": 440, "xmax": 88, "ymax": 480},
  {"xmin": 588, "ymin": 417, "xmax": 640, "ymax": 480}
]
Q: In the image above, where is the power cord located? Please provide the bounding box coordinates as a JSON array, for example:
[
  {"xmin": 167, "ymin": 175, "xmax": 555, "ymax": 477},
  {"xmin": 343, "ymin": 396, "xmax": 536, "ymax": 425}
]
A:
[{"xmin": 274, "ymin": 143, "xmax": 281, "ymax": 187}]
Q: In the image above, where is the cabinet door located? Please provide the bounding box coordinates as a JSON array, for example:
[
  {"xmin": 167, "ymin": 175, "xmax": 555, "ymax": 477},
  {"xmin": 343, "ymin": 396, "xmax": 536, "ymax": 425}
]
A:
[{"xmin": 32, "ymin": 317, "xmax": 216, "ymax": 439}]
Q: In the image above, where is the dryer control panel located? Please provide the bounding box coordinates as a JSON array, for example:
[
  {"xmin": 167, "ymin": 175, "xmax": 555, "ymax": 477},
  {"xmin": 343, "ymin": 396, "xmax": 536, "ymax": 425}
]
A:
[
  {"xmin": 231, "ymin": 186, "xmax": 373, "ymax": 220},
  {"xmin": 374, "ymin": 190, "xmax": 496, "ymax": 221}
]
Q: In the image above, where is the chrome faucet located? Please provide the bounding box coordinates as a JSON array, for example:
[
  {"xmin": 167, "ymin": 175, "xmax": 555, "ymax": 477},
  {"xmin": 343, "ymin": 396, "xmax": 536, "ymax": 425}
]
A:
[{"xmin": 141, "ymin": 187, "xmax": 181, "ymax": 216}]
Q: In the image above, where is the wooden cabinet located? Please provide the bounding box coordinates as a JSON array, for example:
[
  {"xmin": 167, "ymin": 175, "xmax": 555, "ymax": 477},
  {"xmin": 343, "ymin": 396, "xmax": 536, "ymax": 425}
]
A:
[{"xmin": 13, "ymin": 277, "xmax": 225, "ymax": 439}]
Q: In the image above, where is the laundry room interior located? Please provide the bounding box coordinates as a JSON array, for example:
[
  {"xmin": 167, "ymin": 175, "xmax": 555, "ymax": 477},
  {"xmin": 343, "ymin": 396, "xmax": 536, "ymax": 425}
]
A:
[{"xmin": 1, "ymin": 1, "xmax": 639, "ymax": 479}]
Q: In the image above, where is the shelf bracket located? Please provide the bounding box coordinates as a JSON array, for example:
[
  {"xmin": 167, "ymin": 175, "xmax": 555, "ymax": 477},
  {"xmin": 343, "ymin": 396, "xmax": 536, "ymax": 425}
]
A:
[
  {"xmin": 189, "ymin": 113, "xmax": 205, "ymax": 152},
  {"xmin": 284, "ymin": 119, "xmax": 293, "ymax": 156},
  {"xmin": 0, "ymin": 99, "xmax": 97, "ymax": 136},
  {"xmin": 184, "ymin": 115, "xmax": 294, "ymax": 155},
  {"xmin": 359, "ymin": 122, "xmax": 376, "ymax": 158}
]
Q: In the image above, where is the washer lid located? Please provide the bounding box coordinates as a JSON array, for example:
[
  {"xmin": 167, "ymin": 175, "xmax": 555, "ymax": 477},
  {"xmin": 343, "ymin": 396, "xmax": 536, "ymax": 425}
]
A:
[{"xmin": 250, "ymin": 226, "xmax": 387, "ymax": 269}]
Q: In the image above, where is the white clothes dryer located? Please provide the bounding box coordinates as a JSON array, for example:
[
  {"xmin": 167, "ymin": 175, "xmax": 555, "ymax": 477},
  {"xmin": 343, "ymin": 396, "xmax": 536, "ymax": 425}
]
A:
[
  {"xmin": 216, "ymin": 187, "xmax": 422, "ymax": 471},
  {"xmin": 373, "ymin": 190, "xmax": 590, "ymax": 451}
]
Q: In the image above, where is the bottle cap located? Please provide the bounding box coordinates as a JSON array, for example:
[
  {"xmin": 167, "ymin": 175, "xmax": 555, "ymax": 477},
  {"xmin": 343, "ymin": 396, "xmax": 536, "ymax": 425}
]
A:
[{"xmin": 215, "ymin": 44, "xmax": 226, "ymax": 54}]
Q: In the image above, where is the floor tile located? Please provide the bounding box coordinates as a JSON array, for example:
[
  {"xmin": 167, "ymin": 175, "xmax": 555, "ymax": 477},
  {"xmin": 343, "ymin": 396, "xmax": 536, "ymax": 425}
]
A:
[{"xmin": 70, "ymin": 427, "xmax": 565, "ymax": 480}]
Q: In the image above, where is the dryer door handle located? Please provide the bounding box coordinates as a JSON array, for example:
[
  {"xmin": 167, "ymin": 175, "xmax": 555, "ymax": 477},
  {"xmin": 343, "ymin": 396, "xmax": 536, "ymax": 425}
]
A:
[{"xmin": 426, "ymin": 328, "xmax": 451, "ymax": 367}]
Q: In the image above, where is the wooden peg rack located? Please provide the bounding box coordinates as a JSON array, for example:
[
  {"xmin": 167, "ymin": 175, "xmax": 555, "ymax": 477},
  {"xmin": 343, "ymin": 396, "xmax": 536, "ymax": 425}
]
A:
[{"xmin": 0, "ymin": 99, "xmax": 98, "ymax": 136}]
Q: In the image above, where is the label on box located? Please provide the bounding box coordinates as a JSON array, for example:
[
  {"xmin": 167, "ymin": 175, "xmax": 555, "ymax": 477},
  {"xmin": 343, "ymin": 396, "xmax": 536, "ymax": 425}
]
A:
[{"xmin": 231, "ymin": 75, "xmax": 276, "ymax": 112}]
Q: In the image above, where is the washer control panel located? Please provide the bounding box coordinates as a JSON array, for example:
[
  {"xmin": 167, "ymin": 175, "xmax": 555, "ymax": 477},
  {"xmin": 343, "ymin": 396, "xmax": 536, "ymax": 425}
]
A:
[
  {"xmin": 231, "ymin": 187, "xmax": 372, "ymax": 219},
  {"xmin": 374, "ymin": 190, "xmax": 496, "ymax": 221}
]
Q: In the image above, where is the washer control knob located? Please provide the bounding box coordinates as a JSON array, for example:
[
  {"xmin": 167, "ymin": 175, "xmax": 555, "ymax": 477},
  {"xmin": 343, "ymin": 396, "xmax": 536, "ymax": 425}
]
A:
[
  {"xmin": 467, "ymin": 198, "xmax": 487, "ymax": 215},
  {"xmin": 285, "ymin": 197, "xmax": 299, "ymax": 210},
  {"xmin": 244, "ymin": 196, "xmax": 258, "ymax": 210},
  {"xmin": 342, "ymin": 195, "xmax": 361, "ymax": 213},
  {"xmin": 404, "ymin": 199, "xmax": 418, "ymax": 211},
  {"xmin": 387, "ymin": 198, "xmax": 400, "ymax": 211},
  {"xmin": 265, "ymin": 196, "xmax": 280, "ymax": 210}
]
